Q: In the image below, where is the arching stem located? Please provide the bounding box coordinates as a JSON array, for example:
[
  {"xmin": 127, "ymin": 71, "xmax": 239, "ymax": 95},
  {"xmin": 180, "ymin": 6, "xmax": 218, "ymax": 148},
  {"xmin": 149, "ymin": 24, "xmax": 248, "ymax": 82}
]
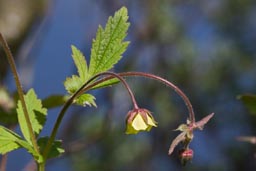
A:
[
  {"xmin": 82, "ymin": 72, "xmax": 195, "ymax": 124},
  {"xmin": 43, "ymin": 71, "xmax": 138, "ymax": 159}
]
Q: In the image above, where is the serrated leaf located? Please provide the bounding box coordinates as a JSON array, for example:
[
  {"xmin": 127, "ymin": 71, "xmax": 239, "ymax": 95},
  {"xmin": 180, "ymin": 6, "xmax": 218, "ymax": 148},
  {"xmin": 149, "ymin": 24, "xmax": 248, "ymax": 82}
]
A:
[
  {"xmin": 0, "ymin": 126, "xmax": 38, "ymax": 159},
  {"xmin": 64, "ymin": 46, "xmax": 89, "ymax": 95},
  {"xmin": 37, "ymin": 137, "xmax": 64, "ymax": 159},
  {"xmin": 74, "ymin": 94, "xmax": 97, "ymax": 107},
  {"xmin": 64, "ymin": 7, "xmax": 129, "ymax": 108},
  {"xmin": 89, "ymin": 6, "xmax": 130, "ymax": 76},
  {"xmin": 42, "ymin": 95, "xmax": 68, "ymax": 109},
  {"xmin": 64, "ymin": 75, "xmax": 83, "ymax": 94},
  {"xmin": 16, "ymin": 89, "xmax": 47, "ymax": 144},
  {"xmin": 71, "ymin": 45, "xmax": 88, "ymax": 82},
  {"xmin": 0, "ymin": 126, "xmax": 21, "ymax": 154},
  {"xmin": 238, "ymin": 94, "xmax": 256, "ymax": 116}
]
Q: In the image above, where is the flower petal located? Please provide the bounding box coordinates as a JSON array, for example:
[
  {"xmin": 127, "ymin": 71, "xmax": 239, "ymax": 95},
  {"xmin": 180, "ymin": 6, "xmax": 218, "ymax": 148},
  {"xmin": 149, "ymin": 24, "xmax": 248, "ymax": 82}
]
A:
[
  {"xmin": 125, "ymin": 123, "xmax": 139, "ymax": 134},
  {"xmin": 146, "ymin": 125, "xmax": 153, "ymax": 131},
  {"xmin": 132, "ymin": 114, "xmax": 148, "ymax": 131},
  {"xmin": 146, "ymin": 114, "xmax": 157, "ymax": 127}
]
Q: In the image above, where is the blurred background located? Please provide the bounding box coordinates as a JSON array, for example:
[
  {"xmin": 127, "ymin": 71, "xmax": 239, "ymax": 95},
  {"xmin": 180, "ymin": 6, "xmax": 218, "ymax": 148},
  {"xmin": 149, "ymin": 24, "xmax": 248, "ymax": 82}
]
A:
[{"xmin": 1, "ymin": 0, "xmax": 256, "ymax": 170}]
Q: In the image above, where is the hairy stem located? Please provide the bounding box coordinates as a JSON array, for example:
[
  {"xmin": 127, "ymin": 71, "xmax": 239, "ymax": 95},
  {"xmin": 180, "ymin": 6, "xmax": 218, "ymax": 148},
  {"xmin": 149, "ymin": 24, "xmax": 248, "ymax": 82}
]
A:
[
  {"xmin": 82, "ymin": 72, "xmax": 195, "ymax": 124},
  {"xmin": 43, "ymin": 71, "xmax": 138, "ymax": 159},
  {"xmin": 0, "ymin": 154, "xmax": 7, "ymax": 171},
  {"xmin": 0, "ymin": 33, "xmax": 40, "ymax": 154}
]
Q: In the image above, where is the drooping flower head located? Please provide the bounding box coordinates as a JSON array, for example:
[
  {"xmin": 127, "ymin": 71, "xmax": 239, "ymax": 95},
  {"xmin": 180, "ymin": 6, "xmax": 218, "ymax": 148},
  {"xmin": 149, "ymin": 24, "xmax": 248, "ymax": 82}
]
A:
[
  {"xmin": 168, "ymin": 113, "xmax": 214, "ymax": 165},
  {"xmin": 125, "ymin": 108, "xmax": 157, "ymax": 134}
]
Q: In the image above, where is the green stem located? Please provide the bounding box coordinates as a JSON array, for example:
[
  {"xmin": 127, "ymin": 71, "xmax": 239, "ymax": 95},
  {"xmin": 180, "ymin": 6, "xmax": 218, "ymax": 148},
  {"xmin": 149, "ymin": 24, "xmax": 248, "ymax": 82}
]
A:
[
  {"xmin": 38, "ymin": 163, "xmax": 45, "ymax": 171},
  {"xmin": 0, "ymin": 34, "xmax": 40, "ymax": 153},
  {"xmin": 43, "ymin": 71, "xmax": 138, "ymax": 159}
]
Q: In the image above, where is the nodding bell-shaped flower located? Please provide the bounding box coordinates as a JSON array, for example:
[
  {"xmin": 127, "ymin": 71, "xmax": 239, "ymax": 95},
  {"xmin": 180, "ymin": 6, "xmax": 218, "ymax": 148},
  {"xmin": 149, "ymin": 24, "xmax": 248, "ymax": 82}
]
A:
[{"xmin": 125, "ymin": 108, "xmax": 157, "ymax": 134}]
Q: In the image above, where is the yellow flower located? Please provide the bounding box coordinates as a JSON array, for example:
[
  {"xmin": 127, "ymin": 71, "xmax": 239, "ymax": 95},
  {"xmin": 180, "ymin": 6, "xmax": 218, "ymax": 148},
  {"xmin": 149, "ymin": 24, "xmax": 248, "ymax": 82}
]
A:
[{"xmin": 125, "ymin": 108, "xmax": 157, "ymax": 134}]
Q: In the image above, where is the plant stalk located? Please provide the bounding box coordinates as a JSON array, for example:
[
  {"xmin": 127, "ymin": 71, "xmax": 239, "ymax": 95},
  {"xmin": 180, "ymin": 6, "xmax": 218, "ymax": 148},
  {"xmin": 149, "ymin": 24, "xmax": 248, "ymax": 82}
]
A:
[
  {"xmin": 124, "ymin": 72, "xmax": 195, "ymax": 123},
  {"xmin": 82, "ymin": 72, "xmax": 195, "ymax": 124},
  {"xmin": 0, "ymin": 154, "xmax": 7, "ymax": 171},
  {"xmin": 0, "ymin": 33, "xmax": 40, "ymax": 154},
  {"xmin": 38, "ymin": 163, "xmax": 45, "ymax": 171},
  {"xmin": 43, "ymin": 71, "xmax": 138, "ymax": 159}
]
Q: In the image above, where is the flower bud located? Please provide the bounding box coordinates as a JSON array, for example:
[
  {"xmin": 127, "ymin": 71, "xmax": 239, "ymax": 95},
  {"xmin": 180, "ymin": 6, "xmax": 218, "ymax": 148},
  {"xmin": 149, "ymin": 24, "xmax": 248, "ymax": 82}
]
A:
[
  {"xmin": 125, "ymin": 108, "xmax": 157, "ymax": 134},
  {"xmin": 178, "ymin": 148, "xmax": 193, "ymax": 166}
]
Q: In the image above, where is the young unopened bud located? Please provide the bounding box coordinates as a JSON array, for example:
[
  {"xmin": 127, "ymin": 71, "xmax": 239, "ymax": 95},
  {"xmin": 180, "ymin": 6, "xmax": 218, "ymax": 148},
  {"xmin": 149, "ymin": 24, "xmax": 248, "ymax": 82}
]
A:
[
  {"xmin": 178, "ymin": 148, "xmax": 193, "ymax": 166},
  {"xmin": 125, "ymin": 108, "xmax": 157, "ymax": 134}
]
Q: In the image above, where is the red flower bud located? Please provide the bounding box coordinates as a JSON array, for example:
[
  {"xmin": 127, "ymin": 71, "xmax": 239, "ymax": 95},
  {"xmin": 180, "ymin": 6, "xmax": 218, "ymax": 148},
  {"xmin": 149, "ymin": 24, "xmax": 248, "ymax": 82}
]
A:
[{"xmin": 178, "ymin": 148, "xmax": 193, "ymax": 166}]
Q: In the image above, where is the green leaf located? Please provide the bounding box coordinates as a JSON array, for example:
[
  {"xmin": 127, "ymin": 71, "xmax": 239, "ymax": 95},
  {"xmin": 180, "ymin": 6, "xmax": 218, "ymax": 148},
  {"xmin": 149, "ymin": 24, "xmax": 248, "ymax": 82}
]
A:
[
  {"xmin": 42, "ymin": 95, "xmax": 68, "ymax": 109},
  {"xmin": 0, "ymin": 126, "xmax": 37, "ymax": 156},
  {"xmin": 37, "ymin": 137, "xmax": 64, "ymax": 159},
  {"xmin": 91, "ymin": 78, "xmax": 120, "ymax": 90},
  {"xmin": 64, "ymin": 46, "xmax": 89, "ymax": 94},
  {"xmin": 0, "ymin": 126, "xmax": 21, "ymax": 154},
  {"xmin": 64, "ymin": 7, "xmax": 129, "ymax": 108},
  {"xmin": 238, "ymin": 94, "xmax": 256, "ymax": 116},
  {"xmin": 71, "ymin": 45, "xmax": 89, "ymax": 82},
  {"xmin": 16, "ymin": 89, "xmax": 47, "ymax": 144},
  {"xmin": 0, "ymin": 126, "xmax": 42, "ymax": 161},
  {"xmin": 88, "ymin": 6, "xmax": 130, "ymax": 76},
  {"xmin": 74, "ymin": 94, "xmax": 97, "ymax": 107},
  {"xmin": 64, "ymin": 75, "xmax": 83, "ymax": 94},
  {"xmin": 64, "ymin": 67, "xmax": 96, "ymax": 107}
]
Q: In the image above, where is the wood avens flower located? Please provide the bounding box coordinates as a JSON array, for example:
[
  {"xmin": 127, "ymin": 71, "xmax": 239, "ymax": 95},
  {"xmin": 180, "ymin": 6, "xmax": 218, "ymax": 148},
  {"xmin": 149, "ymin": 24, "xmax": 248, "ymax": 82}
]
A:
[
  {"xmin": 125, "ymin": 108, "xmax": 157, "ymax": 134},
  {"xmin": 166, "ymin": 113, "xmax": 214, "ymax": 166}
]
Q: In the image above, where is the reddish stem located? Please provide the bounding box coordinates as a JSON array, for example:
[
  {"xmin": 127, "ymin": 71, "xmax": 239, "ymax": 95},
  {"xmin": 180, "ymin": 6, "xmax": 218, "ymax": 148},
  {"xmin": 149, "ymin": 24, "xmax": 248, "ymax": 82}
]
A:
[
  {"xmin": 82, "ymin": 72, "xmax": 195, "ymax": 124},
  {"xmin": 44, "ymin": 71, "xmax": 138, "ymax": 159}
]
